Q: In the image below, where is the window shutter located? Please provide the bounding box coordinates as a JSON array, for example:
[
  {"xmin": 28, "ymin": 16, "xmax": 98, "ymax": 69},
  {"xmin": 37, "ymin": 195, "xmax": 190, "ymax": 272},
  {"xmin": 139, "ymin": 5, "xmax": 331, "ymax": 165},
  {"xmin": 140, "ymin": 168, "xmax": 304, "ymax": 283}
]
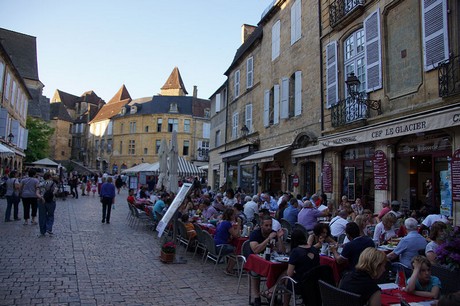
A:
[
  {"xmin": 11, "ymin": 120, "xmax": 19, "ymax": 146},
  {"xmin": 264, "ymin": 90, "xmax": 270, "ymax": 127},
  {"xmin": 273, "ymin": 84, "xmax": 280, "ymax": 124},
  {"xmin": 215, "ymin": 93, "xmax": 221, "ymax": 113},
  {"xmin": 291, "ymin": 0, "xmax": 301, "ymax": 45},
  {"xmin": 422, "ymin": 0, "xmax": 449, "ymax": 71},
  {"xmin": 246, "ymin": 57, "xmax": 254, "ymax": 88},
  {"xmin": 364, "ymin": 9, "xmax": 382, "ymax": 92},
  {"xmin": 245, "ymin": 104, "xmax": 252, "ymax": 131},
  {"xmin": 295, "ymin": 70, "xmax": 302, "ymax": 116},
  {"xmin": 22, "ymin": 128, "xmax": 28, "ymax": 150},
  {"xmin": 0, "ymin": 108, "xmax": 7, "ymax": 139},
  {"xmin": 272, "ymin": 20, "xmax": 281, "ymax": 60},
  {"xmin": 281, "ymin": 78, "xmax": 289, "ymax": 119},
  {"xmin": 326, "ymin": 41, "xmax": 338, "ymax": 108}
]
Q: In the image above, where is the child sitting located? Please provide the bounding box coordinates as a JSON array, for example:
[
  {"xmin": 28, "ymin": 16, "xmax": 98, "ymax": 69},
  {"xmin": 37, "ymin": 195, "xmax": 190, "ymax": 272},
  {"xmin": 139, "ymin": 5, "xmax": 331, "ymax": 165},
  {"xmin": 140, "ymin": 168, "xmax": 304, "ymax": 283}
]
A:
[
  {"xmin": 404, "ymin": 255, "xmax": 441, "ymax": 299},
  {"xmin": 181, "ymin": 214, "xmax": 197, "ymax": 240}
]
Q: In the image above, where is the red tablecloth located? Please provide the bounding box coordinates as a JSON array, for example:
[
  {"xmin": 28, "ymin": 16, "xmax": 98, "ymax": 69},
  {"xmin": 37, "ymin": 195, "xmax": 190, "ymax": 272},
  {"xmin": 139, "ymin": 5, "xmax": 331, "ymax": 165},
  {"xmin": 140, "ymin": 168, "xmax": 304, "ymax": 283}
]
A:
[
  {"xmin": 244, "ymin": 254, "xmax": 288, "ymax": 288},
  {"xmin": 381, "ymin": 289, "xmax": 435, "ymax": 306},
  {"xmin": 198, "ymin": 223, "xmax": 216, "ymax": 235},
  {"xmin": 319, "ymin": 255, "xmax": 343, "ymax": 285},
  {"xmin": 231, "ymin": 237, "xmax": 248, "ymax": 255}
]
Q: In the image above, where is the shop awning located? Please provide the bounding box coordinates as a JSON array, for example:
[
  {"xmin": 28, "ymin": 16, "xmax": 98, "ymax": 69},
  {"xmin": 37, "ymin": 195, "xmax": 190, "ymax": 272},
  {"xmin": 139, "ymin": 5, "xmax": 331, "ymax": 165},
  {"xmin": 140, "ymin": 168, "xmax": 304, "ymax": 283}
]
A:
[
  {"xmin": 0, "ymin": 143, "xmax": 14, "ymax": 157},
  {"xmin": 239, "ymin": 145, "xmax": 290, "ymax": 166}
]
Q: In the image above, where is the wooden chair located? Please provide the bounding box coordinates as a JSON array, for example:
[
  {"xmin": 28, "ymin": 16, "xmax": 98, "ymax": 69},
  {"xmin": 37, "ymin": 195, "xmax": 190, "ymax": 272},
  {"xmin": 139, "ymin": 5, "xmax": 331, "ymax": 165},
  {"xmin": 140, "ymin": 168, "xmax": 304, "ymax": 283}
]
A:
[{"xmin": 318, "ymin": 280, "xmax": 362, "ymax": 306}]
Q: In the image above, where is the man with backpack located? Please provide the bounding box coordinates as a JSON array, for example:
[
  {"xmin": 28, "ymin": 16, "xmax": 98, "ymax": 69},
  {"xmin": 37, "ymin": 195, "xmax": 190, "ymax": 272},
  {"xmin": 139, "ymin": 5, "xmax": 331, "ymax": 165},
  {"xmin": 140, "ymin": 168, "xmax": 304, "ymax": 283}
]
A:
[{"xmin": 38, "ymin": 173, "xmax": 57, "ymax": 237}]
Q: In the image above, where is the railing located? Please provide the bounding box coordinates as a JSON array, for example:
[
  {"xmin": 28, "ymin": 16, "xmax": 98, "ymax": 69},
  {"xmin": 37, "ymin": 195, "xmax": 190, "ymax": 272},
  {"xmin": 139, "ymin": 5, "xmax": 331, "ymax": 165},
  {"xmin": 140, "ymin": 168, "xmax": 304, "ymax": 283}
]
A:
[
  {"xmin": 438, "ymin": 55, "xmax": 460, "ymax": 97},
  {"xmin": 331, "ymin": 92, "xmax": 381, "ymax": 127},
  {"xmin": 329, "ymin": 0, "xmax": 365, "ymax": 27}
]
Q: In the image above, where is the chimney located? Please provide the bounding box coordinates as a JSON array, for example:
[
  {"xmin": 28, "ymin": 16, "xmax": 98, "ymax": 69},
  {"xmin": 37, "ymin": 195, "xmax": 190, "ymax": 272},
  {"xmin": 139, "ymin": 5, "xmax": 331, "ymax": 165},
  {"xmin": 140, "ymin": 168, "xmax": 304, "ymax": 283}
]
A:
[
  {"xmin": 193, "ymin": 85, "xmax": 197, "ymax": 98},
  {"xmin": 241, "ymin": 24, "xmax": 257, "ymax": 44}
]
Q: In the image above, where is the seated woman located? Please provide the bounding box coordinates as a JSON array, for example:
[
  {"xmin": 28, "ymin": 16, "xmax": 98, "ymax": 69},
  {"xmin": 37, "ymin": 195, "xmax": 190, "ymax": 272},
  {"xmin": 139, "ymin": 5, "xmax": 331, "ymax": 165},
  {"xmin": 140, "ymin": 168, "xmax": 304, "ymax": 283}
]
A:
[
  {"xmin": 307, "ymin": 223, "xmax": 336, "ymax": 251},
  {"xmin": 404, "ymin": 255, "xmax": 441, "ymax": 299},
  {"xmin": 425, "ymin": 221, "xmax": 447, "ymax": 265},
  {"xmin": 281, "ymin": 229, "xmax": 320, "ymax": 306},
  {"xmin": 214, "ymin": 208, "xmax": 240, "ymax": 276},
  {"xmin": 180, "ymin": 214, "xmax": 197, "ymax": 240},
  {"xmin": 373, "ymin": 213, "xmax": 397, "ymax": 244},
  {"xmin": 339, "ymin": 247, "xmax": 387, "ymax": 306}
]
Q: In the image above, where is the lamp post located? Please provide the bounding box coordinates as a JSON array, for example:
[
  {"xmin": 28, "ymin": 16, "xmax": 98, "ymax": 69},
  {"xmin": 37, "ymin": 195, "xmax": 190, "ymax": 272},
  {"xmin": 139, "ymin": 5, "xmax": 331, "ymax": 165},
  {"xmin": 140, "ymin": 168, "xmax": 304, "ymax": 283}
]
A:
[
  {"xmin": 7, "ymin": 133, "xmax": 14, "ymax": 144},
  {"xmin": 345, "ymin": 72, "xmax": 361, "ymax": 99},
  {"xmin": 240, "ymin": 125, "xmax": 260, "ymax": 145}
]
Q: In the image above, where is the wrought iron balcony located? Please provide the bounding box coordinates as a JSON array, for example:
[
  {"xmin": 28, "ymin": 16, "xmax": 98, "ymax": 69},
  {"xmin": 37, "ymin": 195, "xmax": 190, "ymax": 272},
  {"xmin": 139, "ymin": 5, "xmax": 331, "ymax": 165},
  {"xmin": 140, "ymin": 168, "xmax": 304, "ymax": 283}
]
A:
[
  {"xmin": 331, "ymin": 92, "xmax": 381, "ymax": 127},
  {"xmin": 439, "ymin": 55, "xmax": 460, "ymax": 97},
  {"xmin": 329, "ymin": 0, "xmax": 366, "ymax": 28}
]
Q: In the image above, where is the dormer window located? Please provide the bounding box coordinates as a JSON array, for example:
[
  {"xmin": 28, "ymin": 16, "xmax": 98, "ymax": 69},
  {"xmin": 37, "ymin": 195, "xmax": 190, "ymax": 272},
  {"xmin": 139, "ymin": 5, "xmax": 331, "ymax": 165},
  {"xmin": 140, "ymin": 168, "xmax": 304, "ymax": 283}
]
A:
[
  {"xmin": 204, "ymin": 108, "xmax": 210, "ymax": 118},
  {"xmin": 130, "ymin": 106, "xmax": 137, "ymax": 114},
  {"xmin": 120, "ymin": 107, "xmax": 126, "ymax": 115},
  {"xmin": 169, "ymin": 103, "xmax": 178, "ymax": 113}
]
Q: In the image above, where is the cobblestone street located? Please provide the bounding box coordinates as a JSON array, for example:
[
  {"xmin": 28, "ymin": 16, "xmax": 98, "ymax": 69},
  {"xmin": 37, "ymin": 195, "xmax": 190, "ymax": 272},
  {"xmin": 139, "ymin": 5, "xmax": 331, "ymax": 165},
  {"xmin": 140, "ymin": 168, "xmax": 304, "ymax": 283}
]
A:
[{"xmin": 0, "ymin": 190, "xmax": 248, "ymax": 305}]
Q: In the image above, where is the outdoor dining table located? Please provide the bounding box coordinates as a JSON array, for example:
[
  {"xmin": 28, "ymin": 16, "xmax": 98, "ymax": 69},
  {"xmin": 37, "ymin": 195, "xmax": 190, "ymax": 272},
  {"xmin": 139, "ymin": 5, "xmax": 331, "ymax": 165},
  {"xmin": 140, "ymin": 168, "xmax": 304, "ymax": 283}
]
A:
[
  {"xmin": 231, "ymin": 236, "xmax": 249, "ymax": 255},
  {"xmin": 380, "ymin": 287, "xmax": 436, "ymax": 306},
  {"xmin": 319, "ymin": 255, "xmax": 343, "ymax": 284},
  {"xmin": 244, "ymin": 254, "xmax": 288, "ymax": 288}
]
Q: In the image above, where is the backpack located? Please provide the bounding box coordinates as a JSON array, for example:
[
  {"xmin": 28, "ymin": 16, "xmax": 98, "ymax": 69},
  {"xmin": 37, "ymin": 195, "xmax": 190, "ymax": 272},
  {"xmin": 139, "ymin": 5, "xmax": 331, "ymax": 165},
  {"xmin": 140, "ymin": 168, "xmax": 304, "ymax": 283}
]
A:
[{"xmin": 43, "ymin": 182, "xmax": 55, "ymax": 202}]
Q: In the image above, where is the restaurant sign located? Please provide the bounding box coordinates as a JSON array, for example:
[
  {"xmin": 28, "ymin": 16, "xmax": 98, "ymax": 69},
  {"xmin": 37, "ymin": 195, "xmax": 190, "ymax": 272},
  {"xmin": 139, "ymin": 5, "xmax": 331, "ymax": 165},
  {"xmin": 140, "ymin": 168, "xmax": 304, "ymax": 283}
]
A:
[
  {"xmin": 452, "ymin": 149, "xmax": 460, "ymax": 202},
  {"xmin": 322, "ymin": 162, "xmax": 333, "ymax": 193},
  {"xmin": 321, "ymin": 107, "xmax": 460, "ymax": 147},
  {"xmin": 373, "ymin": 150, "xmax": 388, "ymax": 190}
]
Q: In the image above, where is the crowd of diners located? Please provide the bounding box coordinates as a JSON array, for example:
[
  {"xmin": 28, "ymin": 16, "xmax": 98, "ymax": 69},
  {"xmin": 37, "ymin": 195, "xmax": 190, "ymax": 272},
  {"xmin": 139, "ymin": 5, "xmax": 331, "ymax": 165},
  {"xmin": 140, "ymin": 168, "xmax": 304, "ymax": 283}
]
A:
[{"xmin": 126, "ymin": 183, "xmax": 457, "ymax": 306}]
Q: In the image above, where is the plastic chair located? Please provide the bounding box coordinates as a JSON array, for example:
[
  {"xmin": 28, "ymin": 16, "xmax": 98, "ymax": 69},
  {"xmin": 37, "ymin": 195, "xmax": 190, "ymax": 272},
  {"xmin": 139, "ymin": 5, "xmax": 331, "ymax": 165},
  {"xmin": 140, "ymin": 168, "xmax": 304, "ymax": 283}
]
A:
[
  {"xmin": 235, "ymin": 239, "xmax": 251, "ymax": 293},
  {"xmin": 201, "ymin": 231, "xmax": 227, "ymax": 271},
  {"xmin": 176, "ymin": 220, "xmax": 194, "ymax": 254},
  {"xmin": 193, "ymin": 223, "xmax": 208, "ymax": 261},
  {"xmin": 318, "ymin": 280, "xmax": 362, "ymax": 306},
  {"xmin": 293, "ymin": 223, "xmax": 309, "ymax": 238},
  {"xmin": 279, "ymin": 219, "xmax": 292, "ymax": 241}
]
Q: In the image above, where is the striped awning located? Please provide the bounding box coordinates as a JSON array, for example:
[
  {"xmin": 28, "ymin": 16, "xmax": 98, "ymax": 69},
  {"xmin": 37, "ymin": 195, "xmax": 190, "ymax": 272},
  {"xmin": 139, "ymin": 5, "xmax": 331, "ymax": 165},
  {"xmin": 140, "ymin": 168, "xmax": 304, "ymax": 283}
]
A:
[
  {"xmin": 177, "ymin": 157, "xmax": 204, "ymax": 176},
  {"xmin": 0, "ymin": 143, "xmax": 14, "ymax": 157},
  {"xmin": 122, "ymin": 157, "xmax": 204, "ymax": 177}
]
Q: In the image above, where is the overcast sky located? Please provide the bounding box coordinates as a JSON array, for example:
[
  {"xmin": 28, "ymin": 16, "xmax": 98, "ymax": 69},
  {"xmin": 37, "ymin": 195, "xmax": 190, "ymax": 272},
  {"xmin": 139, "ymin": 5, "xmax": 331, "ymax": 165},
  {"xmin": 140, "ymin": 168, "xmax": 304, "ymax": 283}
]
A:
[{"xmin": 1, "ymin": 0, "xmax": 270, "ymax": 101}]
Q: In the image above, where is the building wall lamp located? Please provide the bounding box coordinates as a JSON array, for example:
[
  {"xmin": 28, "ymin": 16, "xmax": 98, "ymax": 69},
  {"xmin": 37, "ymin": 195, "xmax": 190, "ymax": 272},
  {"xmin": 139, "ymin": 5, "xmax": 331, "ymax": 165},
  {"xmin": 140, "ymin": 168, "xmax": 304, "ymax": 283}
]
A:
[
  {"xmin": 345, "ymin": 73, "xmax": 382, "ymax": 115},
  {"xmin": 7, "ymin": 133, "xmax": 14, "ymax": 144},
  {"xmin": 240, "ymin": 125, "xmax": 260, "ymax": 145}
]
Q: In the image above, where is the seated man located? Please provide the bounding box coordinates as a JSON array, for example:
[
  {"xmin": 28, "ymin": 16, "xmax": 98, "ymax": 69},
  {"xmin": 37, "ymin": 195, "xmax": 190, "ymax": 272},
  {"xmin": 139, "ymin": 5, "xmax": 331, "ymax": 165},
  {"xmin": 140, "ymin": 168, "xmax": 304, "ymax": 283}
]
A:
[
  {"xmin": 212, "ymin": 193, "xmax": 226, "ymax": 212},
  {"xmin": 330, "ymin": 222, "xmax": 374, "ymax": 273},
  {"xmin": 259, "ymin": 209, "xmax": 281, "ymax": 231},
  {"xmin": 297, "ymin": 200, "xmax": 328, "ymax": 231},
  {"xmin": 249, "ymin": 215, "xmax": 285, "ymax": 306},
  {"xmin": 329, "ymin": 209, "xmax": 349, "ymax": 239},
  {"xmin": 153, "ymin": 193, "xmax": 167, "ymax": 220},
  {"xmin": 199, "ymin": 199, "xmax": 218, "ymax": 220},
  {"xmin": 387, "ymin": 218, "xmax": 427, "ymax": 268},
  {"xmin": 420, "ymin": 213, "xmax": 449, "ymax": 233},
  {"xmin": 244, "ymin": 195, "xmax": 259, "ymax": 223},
  {"xmin": 282, "ymin": 198, "xmax": 300, "ymax": 227}
]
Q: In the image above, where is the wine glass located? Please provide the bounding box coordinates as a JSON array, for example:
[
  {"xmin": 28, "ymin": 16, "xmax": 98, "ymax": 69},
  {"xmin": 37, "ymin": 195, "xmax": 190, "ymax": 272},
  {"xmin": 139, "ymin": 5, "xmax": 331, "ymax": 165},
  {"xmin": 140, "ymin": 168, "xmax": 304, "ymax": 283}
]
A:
[{"xmin": 394, "ymin": 265, "xmax": 406, "ymax": 301}]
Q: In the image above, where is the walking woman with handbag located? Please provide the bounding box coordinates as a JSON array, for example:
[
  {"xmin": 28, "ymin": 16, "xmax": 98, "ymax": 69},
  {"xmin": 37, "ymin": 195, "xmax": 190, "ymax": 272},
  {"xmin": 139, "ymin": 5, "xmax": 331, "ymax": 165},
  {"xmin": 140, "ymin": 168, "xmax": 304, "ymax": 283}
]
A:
[
  {"xmin": 38, "ymin": 173, "xmax": 57, "ymax": 236},
  {"xmin": 4, "ymin": 170, "xmax": 21, "ymax": 222}
]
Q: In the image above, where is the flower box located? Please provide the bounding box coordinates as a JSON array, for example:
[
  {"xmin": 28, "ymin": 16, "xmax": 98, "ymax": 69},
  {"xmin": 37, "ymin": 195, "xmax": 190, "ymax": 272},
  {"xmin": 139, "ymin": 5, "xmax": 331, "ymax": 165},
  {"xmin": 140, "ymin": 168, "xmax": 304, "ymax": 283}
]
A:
[{"xmin": 160, "ymin": 250, "xmax": 175, "ymax": 263}]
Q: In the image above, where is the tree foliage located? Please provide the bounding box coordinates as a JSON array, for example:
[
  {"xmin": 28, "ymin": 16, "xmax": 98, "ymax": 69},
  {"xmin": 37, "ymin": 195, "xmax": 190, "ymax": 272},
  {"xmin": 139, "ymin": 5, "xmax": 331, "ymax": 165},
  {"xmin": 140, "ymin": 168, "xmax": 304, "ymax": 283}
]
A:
[{"xmin": 24, "ymin": 116, "xmax": 55, "ymax": 163}]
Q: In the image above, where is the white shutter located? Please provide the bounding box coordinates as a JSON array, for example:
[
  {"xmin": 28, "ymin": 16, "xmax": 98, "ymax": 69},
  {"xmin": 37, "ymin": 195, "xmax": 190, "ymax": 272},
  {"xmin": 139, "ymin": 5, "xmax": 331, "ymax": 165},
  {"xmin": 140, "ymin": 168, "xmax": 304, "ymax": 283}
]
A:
[
  {"xmin": 23, "ymin": 128, "xmax": 28, "ymax": 150},
  {"xmin": 326, "ymin": 41, "xmax": 338, "ymax": 108},
  {"xmin": 364, "ymin": 9, "xmax": 382, "ymax": 92},
  {"xmin": 245, "ymin": 104, "xmax": 252, "ymax": 131},
  {"xmin": 11, "ymin": 120, "xmax": 19, "ymax": 146},
  {"xmin": 272, "ymin": 20, "xmax": 280, "ymax": 60},
  {"xmin": 0, "ymin": 108, "xmax": 7, "ymax": 139},
  {"xmin": 273, "ymin": 85, "xmax": 280, "ymax": 124},
  {"xmin": 422, "ymin": 0, "xmax": 449, "ymax": 71},
  {"xmin": 203, "ymin": 123, "xmax": 210, "ymax": 138},
  {"xmin": 215, "ymin": 93, "xmax": 221, "ymax": 113},
  {"xmin": 295, "ymin": 71, "xmax": 302, "ymax": 116},
  {"xmin": 264, "ymin": 90, "xmax": 270, "ymax": 127},
  {"xmin": 291, "ymin": 0, "xmax": 301, "ymax": 45},
  {"xmin": 280, "ymin": 78, "xmax": 289, "ymax": 119},
  {"xmin": 246, "ymin": 57, "xmax": 254, "ymax": 88}
]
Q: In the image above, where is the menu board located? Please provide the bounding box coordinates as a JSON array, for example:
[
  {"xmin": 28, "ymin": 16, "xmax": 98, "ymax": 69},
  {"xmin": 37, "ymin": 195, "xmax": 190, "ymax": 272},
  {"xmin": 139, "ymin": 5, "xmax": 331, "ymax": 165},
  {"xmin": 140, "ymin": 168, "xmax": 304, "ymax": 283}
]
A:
[
  {"xmin": 374, "ymin": 150, "xmax": 388, "ymax": 190},
  {"xmin": 452, "ymin": 149, "xmax": 460, "ymax": 201},
  {"xmin": 322, "ymin": 162, "xmax": 332, "ymax": 193}
]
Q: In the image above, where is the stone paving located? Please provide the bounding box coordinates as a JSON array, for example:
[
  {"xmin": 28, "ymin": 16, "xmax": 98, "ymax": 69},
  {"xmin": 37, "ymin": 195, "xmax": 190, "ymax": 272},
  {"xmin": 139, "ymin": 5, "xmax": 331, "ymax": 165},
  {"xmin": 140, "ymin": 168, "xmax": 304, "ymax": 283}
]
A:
[{"xmin": 0, "ymin": 190, "xmax": 249, "ymax": 306}]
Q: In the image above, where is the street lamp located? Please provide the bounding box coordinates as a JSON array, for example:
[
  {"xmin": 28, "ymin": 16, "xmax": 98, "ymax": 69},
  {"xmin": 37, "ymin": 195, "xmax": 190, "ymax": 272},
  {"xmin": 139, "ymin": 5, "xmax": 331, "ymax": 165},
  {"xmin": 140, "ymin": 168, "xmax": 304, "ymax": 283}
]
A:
[
  {"xmin": 345, "ymin": 72, "xmax": 360, "ymax": 99},
  {"xmin": 240, "ymin": 125, "xmax": 260, "ymax": 145},
  {"xmin": 344, "ymin": 72, "xmax": 382, "ymax": 115},
  {"xmin": 7, "ymin": 133, "xmax": 14, "ymax": 143}
]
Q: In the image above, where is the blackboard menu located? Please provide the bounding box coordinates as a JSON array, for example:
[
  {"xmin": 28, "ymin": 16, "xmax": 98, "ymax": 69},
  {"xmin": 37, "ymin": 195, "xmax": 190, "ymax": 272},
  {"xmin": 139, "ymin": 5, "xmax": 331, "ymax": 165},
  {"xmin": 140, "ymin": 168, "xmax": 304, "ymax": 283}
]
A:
[
  {"xmin": 374, "ymin": 150, "xmax": 388, "ymax": 190},
  {"xmin": 452, "ymin": 149, "xmax": 460, "ymax": 201},
  {"xmin": 322, "ymin": 162, "xmax": 332, "ymax": 193}
]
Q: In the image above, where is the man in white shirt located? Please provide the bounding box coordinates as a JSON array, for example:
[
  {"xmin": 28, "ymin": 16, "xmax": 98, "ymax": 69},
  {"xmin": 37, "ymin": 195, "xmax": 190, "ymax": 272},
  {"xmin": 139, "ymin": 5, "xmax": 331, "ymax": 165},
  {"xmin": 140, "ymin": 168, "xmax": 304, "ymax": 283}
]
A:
[
  {"xmin": 330, "ymin": 209, "xmax": 349, "ymax": 238},
  {"xmin": 421, "ymin": 213, "xmax": 449, "ymax": 231},
  {"xmin": 244, "ymin": 195, "xmax": 259, "ymax": 222}
]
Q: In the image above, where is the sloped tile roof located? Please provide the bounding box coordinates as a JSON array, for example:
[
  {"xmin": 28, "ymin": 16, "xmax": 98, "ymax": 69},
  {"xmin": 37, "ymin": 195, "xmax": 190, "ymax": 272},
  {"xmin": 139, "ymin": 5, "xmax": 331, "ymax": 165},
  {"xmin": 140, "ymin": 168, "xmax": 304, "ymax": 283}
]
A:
[
  {"xmin": 107, "ymin": 84, "xmax": 131, "ymax": 104},
  {"xmin": 224, "ymin": 26, "xmax": 263, "ymax": 76},
  {"xmin": 0, "ymin": 28, "xmax": 39, "ymax": 81},
  {"xmin": 50, "ymin": 102, "xmax": 73, "ymax": 122},
  {"xmin": 90, "ymin": 85, "xmax": 132, "ymax": 123},
  {"xmin": 54, "ymin": 90, "xmax": 80, "ymax": 109},
  {"xmin": 80, "ymin": 90, "xmax": 104, "ymax": 104},
  {"xmin": 161, "ymin": 67, "xmax": 188, "ymax": 94}
]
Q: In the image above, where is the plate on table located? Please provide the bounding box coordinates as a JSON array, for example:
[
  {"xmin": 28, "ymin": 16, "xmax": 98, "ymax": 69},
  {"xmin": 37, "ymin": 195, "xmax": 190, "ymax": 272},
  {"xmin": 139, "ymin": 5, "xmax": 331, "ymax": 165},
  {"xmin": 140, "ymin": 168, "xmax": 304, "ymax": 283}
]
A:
[
  {"xmin": 381, "ymin": 244, "xmax": 397, "ymax": 251},
  {"xmin": 273, "ymin": 256, "xmax": 289, "ymax": 263}
]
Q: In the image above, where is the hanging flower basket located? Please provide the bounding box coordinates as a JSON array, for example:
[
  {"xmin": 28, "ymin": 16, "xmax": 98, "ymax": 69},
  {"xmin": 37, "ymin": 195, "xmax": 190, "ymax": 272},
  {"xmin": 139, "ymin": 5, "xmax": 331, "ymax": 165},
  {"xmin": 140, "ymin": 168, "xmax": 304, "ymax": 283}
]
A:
[{"xmin": 160, "ymin": 241, "xmax": 176, "ymax": 263}]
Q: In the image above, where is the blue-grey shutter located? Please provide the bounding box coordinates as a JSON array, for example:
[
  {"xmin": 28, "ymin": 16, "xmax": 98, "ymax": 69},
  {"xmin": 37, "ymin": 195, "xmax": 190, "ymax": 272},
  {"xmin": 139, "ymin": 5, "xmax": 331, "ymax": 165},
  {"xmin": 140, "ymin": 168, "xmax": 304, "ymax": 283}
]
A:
[
  {"xmin": 294, "ymin": 71, "xmax": 302, "ymax": 116},
  {"xmin": 326, "ymin": 41, "xmax": 338, "ymax": 108},
  {"xmin": 364, "ymin": 9, "xmax": 382, "ymax": 92},
  {"xmin": 22, "ymin": 128, "xmax": 28, "ymax": 150},
  {"xmin": 281, "ymin": 78, "xmax": 289, "ymax": 119},
  {"xmin": 273, "ymin": 84, "xmax": 280, "ymax": 124},
  {"xmin": 215, "ymin": 93, "xmax": 221, "ymax": 113},
  {"xmin": 11, "ymin": 120, "xmax": 19, "ymax": 146},
  {"xmin": 422, "ymin": 0, "xmax": 449, "ymax": 71},
  {"xmin": 264, "ymin": 90, "xmax": 270, "ymax": 127},
  {"xmin": 0, "ymin": 108, "xmax": 7, "ymax": 139}
]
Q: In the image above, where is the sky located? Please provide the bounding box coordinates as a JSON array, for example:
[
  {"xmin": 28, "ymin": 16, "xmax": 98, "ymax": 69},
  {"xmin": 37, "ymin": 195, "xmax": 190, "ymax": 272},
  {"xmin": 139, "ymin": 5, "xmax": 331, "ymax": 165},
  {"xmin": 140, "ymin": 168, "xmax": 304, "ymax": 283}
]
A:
[{"xmin": 0, "ymin": 0, "xmax": 271, "ymax": 101}]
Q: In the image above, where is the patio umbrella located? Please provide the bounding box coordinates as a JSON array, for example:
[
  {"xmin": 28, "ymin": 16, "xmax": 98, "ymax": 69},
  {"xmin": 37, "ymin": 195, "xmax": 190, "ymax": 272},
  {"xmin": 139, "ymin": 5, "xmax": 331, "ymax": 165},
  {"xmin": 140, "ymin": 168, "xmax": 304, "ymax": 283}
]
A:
[
  {"xmin": 167, "ymin": 131, "xmax": 179, "ymax": 193},
  {"xmin": 156, "ymin": 138, "xmax": 169, "ymax": 190}
]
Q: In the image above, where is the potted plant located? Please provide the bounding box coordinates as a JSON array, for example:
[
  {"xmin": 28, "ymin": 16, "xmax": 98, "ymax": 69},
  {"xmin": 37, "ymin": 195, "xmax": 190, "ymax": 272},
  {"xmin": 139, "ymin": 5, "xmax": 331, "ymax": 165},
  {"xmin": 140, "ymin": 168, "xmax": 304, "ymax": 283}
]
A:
[
  {"xmin": 160, "ymin": 241, "xmax": 176, "ymax": 263},
  {"xmin": 435, "ymin": 225, "xmax": 460, "ymax": 271}
]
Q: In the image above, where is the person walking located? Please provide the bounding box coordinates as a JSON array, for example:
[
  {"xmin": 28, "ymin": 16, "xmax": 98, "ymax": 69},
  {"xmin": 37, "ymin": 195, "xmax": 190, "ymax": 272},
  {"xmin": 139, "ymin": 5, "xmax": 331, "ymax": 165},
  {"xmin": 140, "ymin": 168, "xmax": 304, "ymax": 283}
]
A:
[
  {"xmin": 20, "ymin": 169, "xmax": 41, "ymax": 225},
  {"xmin": 4, "ymin": 170, "xmax": 21, "ymax": 222},
  {"xmin": 115, "ymin": 175, "xmax": 123, "ymax": 195},
  {"xmin": 100, "ymin": 176, "xmax": 116, "ymax": 224},
  {"xmin": 38, "ymin": 173, "xmax": 57, "ymax": 236}
]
